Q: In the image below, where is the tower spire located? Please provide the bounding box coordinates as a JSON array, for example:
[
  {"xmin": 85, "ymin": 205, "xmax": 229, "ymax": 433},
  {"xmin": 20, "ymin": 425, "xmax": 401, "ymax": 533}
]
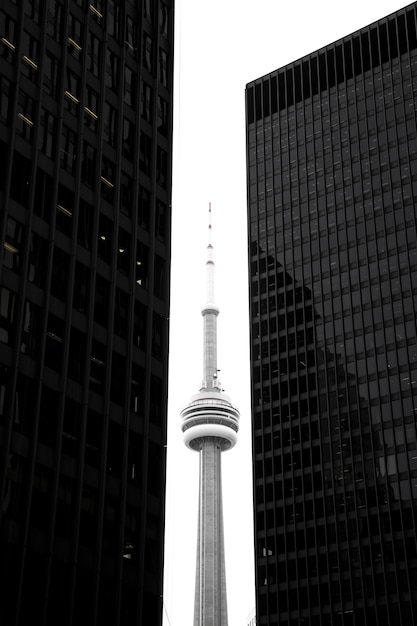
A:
[
  {"xmin": 206, "ymin": 202, "xmax": 215, "ymax": 305},
  {"xmin": 202, "ymin": 203, "xmax": 220, "ymax": 391}
]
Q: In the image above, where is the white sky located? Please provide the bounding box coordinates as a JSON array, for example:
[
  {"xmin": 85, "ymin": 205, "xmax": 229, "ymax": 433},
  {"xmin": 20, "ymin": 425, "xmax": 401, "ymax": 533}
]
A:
[{"xmin": 163, "ymin": 1, "xmax": 412, "ymax": 625}]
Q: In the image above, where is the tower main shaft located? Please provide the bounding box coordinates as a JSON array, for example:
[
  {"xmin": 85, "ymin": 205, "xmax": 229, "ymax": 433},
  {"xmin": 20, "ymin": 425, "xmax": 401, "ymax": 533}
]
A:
[
  {"xmin": 181, "ymin": 205, "xmax": 239, "ymax": 626},
  {"xmin": 194, "ymin": 440, "xmax": 228, "ymax": 626}
]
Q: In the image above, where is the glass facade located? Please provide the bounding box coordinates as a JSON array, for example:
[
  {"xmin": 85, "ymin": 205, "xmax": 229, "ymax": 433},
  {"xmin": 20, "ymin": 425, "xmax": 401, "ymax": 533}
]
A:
[
  {"xmin": 0, "ymin": 1, "xmax": 174, "ymax": 625},
  {"xmin": 246, "ymin": 3, "xmax": 417, "ymax": 625}
]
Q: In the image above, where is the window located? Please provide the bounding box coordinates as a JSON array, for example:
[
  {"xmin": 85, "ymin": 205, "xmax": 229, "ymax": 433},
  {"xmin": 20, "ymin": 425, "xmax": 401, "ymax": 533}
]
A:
[
  {"xmin": 17, "ymin": 91, "xmax": 35, "ymax": 141},
  {"xmin": 123, "ymin": 118, "xmax": 135, "ymax": 161},
  {"xmin": 125, "ymin": 15, "xmax": 137, "ymax": 53},
  {"xmin": 117, "ymin": 229, "xmax": 130, "ymax": 276},
  {"xmin": 144, "ymin": 0, "xmax": 153, "ymax": 20},
  {"xmin": 0, "ymin": 76, "xmax": 9, "ymax": 123},
  {"xmin": 68, "ymin": 327, "xmax": 85, "ymax": 382},
  {"xmin": 21, "ymin": 31, "xmax": 39, "ymax": 81},
  {"xmin": 106, "ymin": 50, "xmax": 119, "ymax": 92},
  {"xmin": 150, "ymin": 376, "xmax": 163, "ymax": 425},
  {"xmin": 143, "ymin": 34, "xmax": 153, "ymax": 73},
  {"xmin": 28, "ymin": 232, "xmax": 48, "ymax": 287},
  {"xmin": 138, "ymin": 185, "xmax": 150, "ymax": 230},
  {"xmin": 136, "ymin": 243, "xmax": 148, "ymax": 289},
  {"xmin": 45, "ymin": 314, "xmax": 65, "ymax": 369},
  {"xmin": 110, "ymin": 351, "xmax": 125, "ymax": 404},
  {"xmin": 64, "ymin": 69, "xmax": 79, "ymax": 112},
  {"xmin": 81, "ymin": 141, "xmax": 96, "ymax": 188},
  {"xmin": 139, "ymin": 132, "xmax": 151, "ymax": 175},
  {"xmin": 84, "ymin": 85, "xmax": 98, "ymax": 131},
  {"xmin": 56, "ymin": 184, "xmax": 74, "ymax": 235},
  {"xmin": 15, "ymin": 375, "xmax": 38, "ymax": 437},
  {"xmin": 0, "ymin": 366, "xmax": 8, "ymax": 416},
  {"xmin": 33, "ymin": 167, "xmax": 52, "ymax": 219},
  {"xmin": 103, "ymin": 101, "xmax": 117, "ymax": 147},
  {"xmin": 47, "ymin": 0, "xmax": 63, "ymax": 42},
  {"xmin": 159, "ymin": 2, "xmax": 169, "ymax": 37},
  {"xmin": 90, "ymin": 340, "xmax": 106, "ymax": 389},
  {"xmin": 120, "ymin": 172, "xmax": 133, "ymax": 216},
  {"xmin": 10, "ymin": 151, "xmax": 30, "ymax": 205},
  {"xmin": 87, "ymin": 31, "xmax": 100, "ymax": 76},
  {"xmin": 20, "ymin": 301, "xmax": 42, "ymax": 358},
  {"xmin": 97, "ymin": 214, "xmax": 113, "ymax": 263},
  {"xmin": 85, "ymin": 409, "xmax": 101, "ymax": 465},
  {"xmin": 101, "ymin": 157, "xmax": 115, "ymax": 203},
  {"xmin": 25, "ymin": 0, "xmax": 41, "ymax": 21},
  {"xmin": 60, "ymin": 125, "xmax": 77, "ymax": 174},
  {"xmin": 124, "ymin": 65, "xmax": 136, "ymax": 108},
  {"xmin": 39, "ymin": 109, "xmax": 56, "ymax": 158},
  {"xmin": 62, "ymin": 398, "xmax": 81, "ymax": 456},
  {"xmin": 156, "ymin": 146, "xmax": 167, "ymax": 187},
  {"xmin": 133, "ymin": 300, "xmax": 146, "ymax": 348},
  {"xmin": 152, "ymin": 313, "xmax": 163, "ymax": 359},
  {"xmin": 141, "ymin": 83, "xmax": 153, "ymax": 122},
  {"xmin": 38, "ymin": 386, "xmax": 59, "ymax": 444},
  {"xmin": 3, "ymin": 217, "xmax": 23, "ymax": 272},
  {"xmin": 127, "ymin": 433, "xmax": 142, "ymax": 487},
  {"xmin": 89, "ymin": 1, "xmax": 103, "ymax": 23},
  {"xmin": 43, "ymin": 52, "xmax": 59, "ymax": 98},
  {"xmin": 108, "ymin": 0, "xmax": 122, "ymax": 41},
  {"xmin": 73, "ymin": 262, "xmax": 89, "ymax": 313},
  {"xmin": 0, "ymin": 287, "xmax": 17, "ymax": 346},
  {"xmin": 0, "ymin": 12, "xmax": 16, "ymax": 60},
  {"xmin": 77, "ymin": 199, "xmax": 93, "ymax": 250},
  {"xmin": 94, "ymin": 275, "xmax": 109, "ymax": 326},
  {"xmin": 50, "ymin": 248, "xmax": 69, "ymax": 301},
  {"xmin": 68, "ymin": 14, "xmax": 82, "ymax": 58},
  {"xmin": 106, "ymin": 422, "xmax": 122, "ymax": 476},
  {"xmin": 114, "ymin": 288, "xmax": 128, "ymax": 338},
  {"xmin": 157, "ymin": 96, "xmax": 167, "ymax": 135},
  {"xmin": 155, "ymin": 201, "xmax": 166, "ymax": 241},
  {"xmin": 154, "ymin": 255, "xmax": 165, "ymax": 298},
  {"xmin": 147, "ymin": 444, "xmax": 162, "ymax": 499},
  {"xmin": 159, "ymin": 48, "xmax": 168, "ymax": 87}
]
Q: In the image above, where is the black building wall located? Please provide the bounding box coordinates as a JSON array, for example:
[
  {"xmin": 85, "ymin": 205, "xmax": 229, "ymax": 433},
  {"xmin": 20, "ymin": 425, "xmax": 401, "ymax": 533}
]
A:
[
  {"xmin": 246, "ymin": 3, "xmax": 417, "ymax": 625},
  {"xmin": 0, "ymin": 1, "xmax": 174, "ymax": 625}
]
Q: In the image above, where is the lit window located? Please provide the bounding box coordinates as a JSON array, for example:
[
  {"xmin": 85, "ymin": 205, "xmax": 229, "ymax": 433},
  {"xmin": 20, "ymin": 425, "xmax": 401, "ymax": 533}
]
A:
[
  {"xmin": 3, "ymin": 217, "xmax": 23, "ymax": 271},
  {"xmin": 68, "ymin": 14, "xmax": 82, "ymax": 57},
  {"xmin": 125, "ymin": 15, "xmax": 137, "ymax": 52},
  {"xmin": 0, "ymin": 12, "xmax": 16, "ymax": 57},
  {"xmin": 17, "ymin": 91, "xmax": 34, "ymax": 140},
  {"xmin": 89, "ymin": 3, "xmax": 103, "ymax": 21},
  {"xmin": 136, "ymin": 243, "xmax": 148, "ymax": 288}
]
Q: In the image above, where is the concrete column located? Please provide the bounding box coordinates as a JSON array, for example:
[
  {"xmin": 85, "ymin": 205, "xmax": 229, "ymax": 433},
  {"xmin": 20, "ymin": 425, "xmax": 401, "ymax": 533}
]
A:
[{"xmin": 193, "ymin": 438, "xmax": 228, "ymax": 626}]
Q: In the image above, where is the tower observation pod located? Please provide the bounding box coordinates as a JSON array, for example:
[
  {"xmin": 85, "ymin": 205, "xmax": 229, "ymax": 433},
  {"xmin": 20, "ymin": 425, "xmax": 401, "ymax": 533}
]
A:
[{"xmin": 180, "ymin": 204, "xmax": 240, "ymax": 626}]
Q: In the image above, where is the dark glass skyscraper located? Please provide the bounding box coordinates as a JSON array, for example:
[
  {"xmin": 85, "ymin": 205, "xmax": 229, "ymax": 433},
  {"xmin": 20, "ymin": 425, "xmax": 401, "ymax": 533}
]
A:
[
  {"xmin": 0, "ymin": 1, "xmax": 174, "ymax": 625},
  {"xmin": 246, "ymin": 3, "xmax": 417, "ymax": 625}
]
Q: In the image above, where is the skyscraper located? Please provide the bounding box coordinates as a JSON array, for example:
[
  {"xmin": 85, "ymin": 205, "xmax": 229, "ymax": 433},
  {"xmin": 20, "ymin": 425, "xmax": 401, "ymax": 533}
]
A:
[
  {"xmin": 246, "ymin": 3, "xmax": 417, "ymax": 625},
  {"xmin": 180, "ymin": 206, "xmax": 240, "ymax": 626},
  {"xmin": 0, "ymin": 1, "xmax": 174, "ymax": 625}
]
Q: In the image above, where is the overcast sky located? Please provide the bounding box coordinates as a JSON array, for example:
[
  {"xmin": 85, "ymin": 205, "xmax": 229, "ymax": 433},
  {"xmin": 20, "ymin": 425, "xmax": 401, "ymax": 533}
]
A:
[{"xmin": 163, "ymin": 1, "xmax": 413, "ymax": 625}]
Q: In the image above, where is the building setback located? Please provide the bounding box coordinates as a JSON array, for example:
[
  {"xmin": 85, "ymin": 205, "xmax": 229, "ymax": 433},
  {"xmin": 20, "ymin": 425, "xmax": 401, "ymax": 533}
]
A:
[
  {"xmin": 246, "ymin": 3, "xmax": 417, "ymax": 626},
  {"xmin": 0, "ymin": 1, "xmax": 174, "ymax": 625}
]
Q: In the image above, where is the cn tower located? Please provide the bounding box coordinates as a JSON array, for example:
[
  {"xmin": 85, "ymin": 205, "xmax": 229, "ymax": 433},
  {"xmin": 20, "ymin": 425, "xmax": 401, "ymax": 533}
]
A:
[{"xmin": 180, "ymin": 205, "xmax": 240, "ymax": 626}]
